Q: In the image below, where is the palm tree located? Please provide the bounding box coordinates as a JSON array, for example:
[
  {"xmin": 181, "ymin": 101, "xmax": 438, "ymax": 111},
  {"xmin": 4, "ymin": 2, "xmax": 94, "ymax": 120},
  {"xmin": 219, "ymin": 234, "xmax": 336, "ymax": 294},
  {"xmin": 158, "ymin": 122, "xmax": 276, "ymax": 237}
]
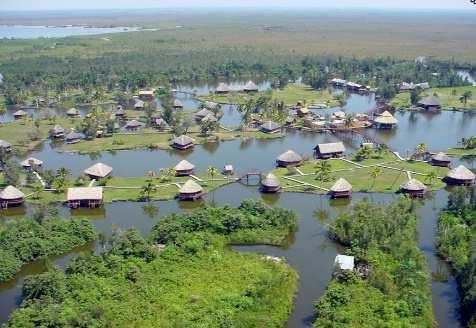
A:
[
  {"xmin": 344, "ymin": 114, "xmax": 354, "ymax": 128},
  {"xmin": 414, "ymin": 143, "xmax": 426, "ymax": 159},
  {"xmin": 140, "ymin": 182, "xmax": 156, "ymax": 201},
  {"xmin": 460, "ymin": 90, "xmax": 473, "ymax": 106},
  {"xmin": 56, "ymin": 167, "xmax": 70, "ymax": 179},
  {"xmin": 315, "ymin": 160, "xmax": 332, "ymax": 182},
  {"xmin": 369, "ymin": 167, "xmax": 383, "ymax": 190},
  {"xmin": 207, "ymin": 166, "xmax": 219, "ymax": 185},
  {"xmin": 375, "ymin": 144, "xmax": 388, "ymax": 158}
]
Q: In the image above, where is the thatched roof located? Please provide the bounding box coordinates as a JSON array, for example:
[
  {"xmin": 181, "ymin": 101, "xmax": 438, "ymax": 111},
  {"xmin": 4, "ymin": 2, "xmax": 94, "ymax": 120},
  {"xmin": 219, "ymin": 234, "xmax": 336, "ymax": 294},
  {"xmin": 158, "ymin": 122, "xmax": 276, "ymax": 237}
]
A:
[
  {"xmin": 201, "ymin": 113, "xmax": 217, "ymax": 123},
  {"xmin": 66, "ymin": 108, "xmax": 79, "ymax": 115},
  {"xmin": 262, "ymin": 173, "xmax": 280, "ymax": 188},
  {"xmin": 139, "ymin": 90, "xmax": 154, "ymax": 96},
  {"xmin": 65, "ymin": 131, "xmax": 81, "ymax": 140},
  {"xmin": 195, "ymin": 108, "xmax": 214, "ymax": 119},
  {"xmin": 13, "ymin": 110, "xmax": 27, "ymax": 116},
  {"xmin": 173, "ymin": 99, "xmax": 183, "ymax": 108},
  {"xmin": 84, "ymin": 163, "xmax": 113, "ymax": 178},
  {"xmin": 315, "ymin": 142, "xmax": 346, "ymax": 154},
  {"xmin": 216, "ymin": 83, "xmax": 229, "ymax": 93},
  {"xmin": 125, "ymin": 120, "xmax": 143, "ymax": 128},
  {"xmin": 446, "ymin": 165, "xmax": 476, "ymax": 181},
  {"xmin": 277, "ymin": 150, "xmax": 302, "ymax": 163},
  {"xmin": 261, "ymin": 121, "xmax": 281, "ymax": 131},
  {"xmin": 418, "ymin": 95, "xmax": 441, "ymax": 107},
  {"xmin": 21, "ymin": 157, "xmax": 43, "ymax": 167},
  {"xmin": 0, "ymin": 140, "xmax": 12, "ymax": 149},
  {"xmin": 204, "ymin": 101, "xmax": 219, "ymax": 110},
  {"xmin": 115, "ymin": 108, "xmax": 126, "ymax": 116},
  {"xmin": 401, "ymin": 178, "xmax": 426, "ymax": 191},
  {"xmin": 374, "ymin": 111, "xmax": 398, "ymax": 125},
  {"xmin": 67, "ymin": 187, "xmax": 103, "ymax": 201},
  {"xmin": 173, "ymin": 135, "xmax": 195, "ymax": 146},
  {"xmin": 333, "ymin": 111, "xmax": 346, "ymax": 119},
  {"xmin": 0, "ymin": 186, "xmax": 24, "ymax": 200},
  {"xmin": 134, "ymin": 99, "xmax": 145, "ymax": 108},
  {"xmin": 330, "ymin": 178, "xmax": 352, "ymax": 192},
  {"xmin": 432, "ymin": 152, "xmax": 451, "ymax": 162},
  {"xmin": 179, "ymin": 180, "xmax": 203, "ymax": 194},
  {"xmin": 155, "ymin": 118, "xmax": 169, "ymax": 127},
  {"xmin": 52, "ymin": 125, "xmax": 65, "ymax": 134},
  {"xmin": 175, "ymin": 159, "xmax": 195, "ymax": 171},
  {"xmin": 244, "ymin": 81, "xmax": 259, "ymax": 91}
]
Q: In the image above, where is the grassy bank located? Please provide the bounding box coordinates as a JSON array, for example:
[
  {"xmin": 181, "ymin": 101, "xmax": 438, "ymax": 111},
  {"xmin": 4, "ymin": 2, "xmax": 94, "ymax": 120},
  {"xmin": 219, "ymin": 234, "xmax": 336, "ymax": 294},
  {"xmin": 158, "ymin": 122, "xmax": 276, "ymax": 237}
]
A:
[
  {"xmin": 313, "ymin": 198, "xmax": 435, "ymax": 327},
  {"xmin": 4, "ymin": 201, "xmax": 298, "ymax": 327}
]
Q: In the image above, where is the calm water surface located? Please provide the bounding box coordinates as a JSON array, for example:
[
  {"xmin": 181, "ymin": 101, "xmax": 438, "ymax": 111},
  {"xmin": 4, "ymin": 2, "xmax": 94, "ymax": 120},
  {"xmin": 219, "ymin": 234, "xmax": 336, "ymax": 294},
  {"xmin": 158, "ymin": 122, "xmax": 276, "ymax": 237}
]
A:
[{"xmin": 0, "ymin": 25, "xmax": 142, "ymax": 39}]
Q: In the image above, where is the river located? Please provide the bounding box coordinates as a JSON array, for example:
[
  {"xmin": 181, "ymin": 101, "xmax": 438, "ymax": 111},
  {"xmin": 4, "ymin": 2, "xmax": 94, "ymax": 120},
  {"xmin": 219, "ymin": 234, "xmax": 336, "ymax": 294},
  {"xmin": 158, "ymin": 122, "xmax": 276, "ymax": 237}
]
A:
[{"xmin": 0, "ymin": 25, "xmax": 146, "ymax": 39}]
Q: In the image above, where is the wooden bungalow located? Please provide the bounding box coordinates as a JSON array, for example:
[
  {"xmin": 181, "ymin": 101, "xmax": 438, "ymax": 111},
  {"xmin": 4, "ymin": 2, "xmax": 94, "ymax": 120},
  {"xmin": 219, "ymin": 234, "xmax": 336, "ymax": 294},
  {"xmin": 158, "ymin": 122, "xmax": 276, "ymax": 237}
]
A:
[
  {"xmin": 125, "ymin": 120, "xmax": 143, "ymax": 131},
  {"xmin": 171, "ymin": 135, "xmax": 195, "ymax": 150},
  {"xmin": 346, "ymin": 81, "xmax": 363, "ymax": 92},
  {"xmin": 314, "ymin": 142, "xmax": 346, "ymax": 159},
  {"xmin": 334, "ymin": 254, "xmax": 355, "ymax": 271},
  {"xmin": 67, "ymin": 187, "xmax": 103, "ymax": 209},
  {"xmin": 114, "ymin": 107, "xmax": 127, "ymax": 120},
  {"xmin": 223, "ymin": 165, "xmax": 234, "ymax": 175},
  {"xmin": 154, "ymin": 118, "xmax": 169, "ymax": 130},
  {"xmin": 201, "ymin": 113, "xmax": 218, "ymax": 123},
  {"xmin": 178, "ymin": 179, "xmax": 204, "ymax": 201},
  {"xmin": 418, "ymin": 96, "xmax": 441, "ymax": 111},
  {"xmin": 400, "ymin": 178, "xmax": 427, "ymax": 197},
  {"xmin": 329, "ymin": 178, "xmax": 352, "ymax": 198},
  {"xmin": 50, "ymin": 125, "xmax": 65, "ymax": 138},
  {"xmin": 138, "ymin": 90, "xmax": 155, "ymax": 99},
  {"xmin": 173, "ymin": 99, "xmax": 184, "ymax": 109},
  {"xmin": 276, "ymin": 150, "xmax": 303, "ymax": 167},
  {"xmin": 20, "ymin": 157, "xmax": 43, "ymax": 170},
  {"xmin": 444, "ymin": 165, "xmax": 476, "ymax": 186},
  {"xmin": 261, "ymin": 173, "xmax": 281, "ymax": 193},
  {"xmin": 65, "ymin": 131, "xmax": 82, "ymax": 144},
  {"xmin": 373, "ymin": 111, "xmax": 398, "ymax": 129},
  {"xmin": 215, "ymin": 83, "xmax": 230, "ymax": 94},
  {"xmin": 330, "ymin": 78, "xmax": 347, "ymax": 87},
  {"xmin": 0, "ymin": 140, "xmax": 12, "ymax": 152},
  {"xmin": 13, "ymin": 110, "xmax": 27, "ymax": 120},
  {"xmin": 174, "ymin": 160, "xmax": 195, "ymax": 176},
  {"xmin": 260, "ymin": 121, "xmax": 281, "ymax": 134},
  {"xmin": 243, "ymin": 81, "xmax": 259, "ymax": 93},
  {"xmin": 194, "ymin": 108, "xmax": 215, "ymax": 122},
  {"xmin": 66, "ymin": 108, "xmax": 80, "ymax": 117},
  {"xmin": 84, "ymin": 163, "xmax": 113, "ymax": 180},
  {"xmin": 134, "ymin": 98, "xmax": 145, "ymax": 110},
  {"xmin": 0, "ymin": 186, "xmax": 25, "ymax": 208},
  {"xmin": 431, "ymin": 152, "xmax": 451, "ymax": 167}
]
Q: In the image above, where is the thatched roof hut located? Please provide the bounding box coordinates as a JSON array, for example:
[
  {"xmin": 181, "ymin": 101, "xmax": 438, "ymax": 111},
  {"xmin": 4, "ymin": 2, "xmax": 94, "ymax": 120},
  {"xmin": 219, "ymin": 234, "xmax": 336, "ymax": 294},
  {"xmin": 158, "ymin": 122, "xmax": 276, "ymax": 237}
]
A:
[
  {"xmin": 65, "ymin": 131, "xmax": 82, "ymax": 144},
  {"xmin": 173, "ymin": 99, "xmax": 184, "ymax": 109},
  {"xmin": 67, "ymin": 187, "xmax": 103, "ymax": 208},
  {"xmin": 276, "ymin": 150, "xmax": 302, "ymax": 167},
  {"xmin": 194, "ymin": 108, "xmax": 215, "ymax": 121},
  {"xmin": 418, "ymin": 96, "xmax": 441, "ymax": 110},
  {"xmin": 216, "ymin": 83, "xmax": 230, "ymax": 94},
  {"xmin": 431, "ymin": 152, "xmax": 451, "ymax": 167},
  {"xmin": 154, "ymin": 118, "xmax": 169, "ymax": 130},
  {"xmin": 178, "ymin": 180, "xmax": 203, "ymax": 201},
  {"xmin": 134, "ymin": 99, "xmax": 145, "ymax": 109},
  {"xmin": 204, "ymin": 101, "xmax": 220, "ymax": 111},
  {"xmin": 261, "ymin": 173, "xmax": 280, "ymax": 193},
  {"xmin": 329, "ymin": 178, "xmax": 352, "ymax": 198},
  {"xmin": 50, "ymin": 125, "xmax": 65, "ymax": 138},
  {"xmin": 223, "ymin": 165, "xmax": 234, "ymax": 175},
  {"xmin": 0, "ymin": 140, "xmax": 12, "ymax": 152},
  {"xmin": 66, "ymin": 108, "xmax": 79, "ymax": 117},
  {"xmin": 400, "ymin": 178, "xmax": 426, "ymax": 197},
  {"xmin": 201, "ymin": 113, "xmax": 217, "ymax": 123},
  {"xmin": 139, "ymin": 90, "xmax": 155, "ymax": 99},
  {"xmin": 260, "ymin": 121, "xmax": 281, "ymax": 134},
  {"xmin": 244, "ymin": 81, "xmax": 259, "ymax": 92},
  {"xmin": 374, "ymin": 111, "xmax": 398, "ymax": 129},
  {"xmin": 444, "ymin": 165, "xmax": 476, "ymax": 186},
  {"xmin": 13, "ymin": 110, "xmax": 27, "ymax": 119},
  {"xmin": 114, "ymin": 108, "xmax": 127, "ymax": 118},
  {"xmin": 125, "ymin": 119, "xmax": 143, "ymax": 130},
  {"xmin": 0, "ymin": 186, "xmax": 25, "ymax": 208},
  {"xmin": 174, "ymin": 159, "xmax": 195, "ymax": 176},
  {"xmin": 20, "ymin": 157, "xmax": 43, "ymax": 168},
  {"xmin": 314, "ymin": 142, "xmax": 346, "ymax": 159},
  {"xmin": 171, "ymin": 135, "xmax": 195, "ymax": 150},
  {"xmin": 84, "ymin": 163, "xmax": 113, "ymax": 179}
]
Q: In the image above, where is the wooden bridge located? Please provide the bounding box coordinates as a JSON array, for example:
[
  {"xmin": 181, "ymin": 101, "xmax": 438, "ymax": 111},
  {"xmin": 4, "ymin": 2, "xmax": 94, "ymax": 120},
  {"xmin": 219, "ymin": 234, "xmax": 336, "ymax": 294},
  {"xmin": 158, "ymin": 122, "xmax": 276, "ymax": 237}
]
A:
[
  {"xmin": 237, "ymin": 171, "xmax": 262, "ymax": 185},
  {"xmin": 330, "ymin": 128, "xmax": 393, "ymax": 151}
]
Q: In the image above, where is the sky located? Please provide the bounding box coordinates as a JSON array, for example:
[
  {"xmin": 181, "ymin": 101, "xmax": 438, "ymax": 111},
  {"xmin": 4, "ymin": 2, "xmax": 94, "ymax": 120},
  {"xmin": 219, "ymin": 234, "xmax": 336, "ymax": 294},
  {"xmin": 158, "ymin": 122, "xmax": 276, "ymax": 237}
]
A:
[{"xmin": 0, "ymin": 0, "xmax": 474, "ymax": 11}]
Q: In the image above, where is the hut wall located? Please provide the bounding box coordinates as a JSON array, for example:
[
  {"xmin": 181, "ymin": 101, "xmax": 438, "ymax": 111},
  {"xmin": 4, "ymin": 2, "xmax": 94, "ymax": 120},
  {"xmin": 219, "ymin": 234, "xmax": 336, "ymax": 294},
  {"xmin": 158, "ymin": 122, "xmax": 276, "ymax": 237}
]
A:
[
  {"xmin": 175, "ymin": 169, "xmax": 194, "ymax": 177},
  {"xmin": 179, "ymin": 191, "xmax": 203, "ymax": 201},
  {"xmin": 0, "ymin": 198, "xmax": 24, "ymax": 208},
  {"xmin": 330, "ymin": 191, "xmax": 352, "ymax": 199}
]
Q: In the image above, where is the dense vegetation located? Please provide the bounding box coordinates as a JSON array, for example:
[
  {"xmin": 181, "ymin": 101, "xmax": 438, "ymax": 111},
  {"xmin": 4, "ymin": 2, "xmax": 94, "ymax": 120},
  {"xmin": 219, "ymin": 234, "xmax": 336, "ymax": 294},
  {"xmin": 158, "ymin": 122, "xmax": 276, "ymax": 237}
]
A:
[
  {"xmin": 438, "ymin": 187, "xmax": 476, "ymax": 327},
  {"xmin": 4, "ymin": 200, "xmax": 298, "ymax": 327},
  {"xmin": 0, "ymin": 217, "xmax": 95, "ymax": 283},
  {"xmin": 313, "ymin": 198, "xmax": 434, "ymax": 327}
]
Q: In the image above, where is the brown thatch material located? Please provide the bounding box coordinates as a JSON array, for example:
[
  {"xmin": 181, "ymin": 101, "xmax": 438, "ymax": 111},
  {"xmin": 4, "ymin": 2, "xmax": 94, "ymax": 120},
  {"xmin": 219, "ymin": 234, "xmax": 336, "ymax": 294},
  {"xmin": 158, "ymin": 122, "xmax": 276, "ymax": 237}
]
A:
[
  {"xmin": 179, "ymin": 180, "xmax": 203, "ymax": 194},
  {"xmin": 374, "ymin": 111, "xmax": 398, "ymax": 125},
  {"xmin": 174, "ymin": 160, "xmax": 195, "ymax": 176},
  {"xmin": 445, "ymin": 165, "xmax": 476, "ymax": 185},
  {"xmin": 67, "ymin": 187, "xmax": 103, "ymax": 201},
  {"xmin": 216, "ymin": 83, "xmax": 230, "ymax": 93},
  {"xmin": 277, "ymin": 150, "xmax": 302, "ymax": 167},
  {"xmin": 114, "ymin": 108, "xmax": 126, "ymax": 117},
  {"xmin": 173, "ymin": 99, "xmax": 183, "ymax": 108},
  {"xmin": 201, "ymin": 113, "xmax": 217, "ymax": 123},
  {"xmin": 134, "ymin": 99, "xmax": 145, "ymax": 109},
  {"xmin": 400, "ymin": 178, "xmax": 427, "ymax": 197},
  {"xmin": 314, "ymin": 142, "xmax": 345, "ymax": 155},
  {"xmin": 261, "ymin": 173, "xmax": 280, "ymax": 193},
  {"xmin": 329, "ymin": 178, "xmax": 352, "ymax": 198},
  {"xmin": 66, "ymin": 108, "xmax": 79, "ymax": 116},
  {"xmin": 51, "ymin": 125, "xmax": 65, "ymax": 136},
  {"xmin": 260, "ymin": 121, "xmax": 281, "ymax": 133},
  {"xmin": 65, "ymin": 131, "xmax": 82, "ymax": 143},
  {"xmin": 154, "ymin": 118, "xmax": 169, "ymax": 129},
  {"xmin": 244, "ymin": 81, "xmax": 259, "ymax": 92},
  {"xmin": 84, "ymin": 163, "xmax": 113, "ymax": 179},
  {"xmin": 194, "ymin": 108, "xmax": 215, "ymax": 120},
  {"xmin": 171, "ymin": 135, "xmax": 195, "ymax": 149},
  {"xmin": 125, "ymin": 120, "xmax": 143, "ymax": 129},
  {"xmin": 418, "ymin": 96, "xmax": 441, "ymax": 108},
  {"xmin": 431, "ymin": 152, "xmax": 451, "ymax": 167},
  {"xmin": 0, "ymin": 186, "xmax": 25, "ymax": 200},
  {"xmin": 204, "ymin": 101, "xmax": 219, "ymax": 110},
  {"xmin": 20, "ymin": 157, "xmax": 43, "ymax": 168}
]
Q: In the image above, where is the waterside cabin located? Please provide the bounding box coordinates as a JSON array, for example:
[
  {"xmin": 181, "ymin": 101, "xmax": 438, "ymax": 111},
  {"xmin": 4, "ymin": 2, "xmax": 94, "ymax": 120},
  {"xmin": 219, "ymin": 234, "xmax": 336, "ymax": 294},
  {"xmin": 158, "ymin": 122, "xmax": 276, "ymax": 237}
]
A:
[
  {"xmin": 260, "ymin": 121, "xmax": 281, "ymax": 134},
  {"xmin": 173, "ymin": 99, "xmax": 184, "ymax": 109},
  {"xmin": 215, "ymin": 83, "xmax": 230, "ymax": 94},
  {"xmin": 194, "ymin": 108, "xmax": 215, "ymax": 122},
  {"xmin": 178, "ymin": 180, "xmax": 204, "ymax": 201},
  {"xmin": 13, "ymin": 110, "xmax": 27, "ymax": 120},
  {"xmin": 431, "ymin": 152, "xmax": 451, "ymax": 167},
  {"xmin": 171, "ymin": 135, "xmax": 195, "ymax": 150},
  {"xmin": 400, "ymin": 178, "xmax": 427, "ymax": 197},
  {"xmin": 67, "ymin": 187, "xmax": 103, "ymax": 209},
  {"xmin": 65, "ymin": 131, "xmax": 82, "ymax": 144},
  {"xmin": 314, "ymin": 142, "xmax": 346, "ymax": 159},
  {"xmin": 50, "ymin": 125, "xmax": 65, "ymax": 138},
  {"xmin": 154, "ymin": 118, "xmax": 169, "ymax": 130},
  {"xmin": 329, "ymin": 178, "xmax": 352, "ymax": 198},
  {"xmin": 261, "ymin": 173, "xmax": 281, "ymax": 193},
  {"xmin": 125, "ymin": 120, "xmax": 143, "ymax": 131},
  {"xmin": 174, "ymin": 160, "xmax": 195, "ymax": 176},
  {"xmin": 66, "ymin": 108, "xmax": 80, "ymax": 117},
  {"xmin": 243, "ymin": 81, "xmax": 259, "ymax": 93},
  {"xmin": 276, "ymin": 150, "xmax": 303, "ymax": 167},
  {"xmin": 373, "ymin": 111, "xmax": 398, "ymax": 129},
  {"xmin": 20, "ymin": 157, "xmax": 43, "ymax": 170},
  {"xmin": 139, "ymin": 90, "xmax": 155, "ymax": 99},
  {"xmin": 114, "ymin": 107, "xmax": 127, "ymax": 119},
  {"xmin": 84, "ymin": 163, "xmax": 113, "ymax": 180},
  {"xmin": 133, "ymin": 98, "xmax": 145, "ymax": 110},
  {"xmin": 223, "ymin": 165, "xmax": 234, "ymax": 175},
  {"xmin": 0, "ymin": 140, "xmax": 12, "ymax": 152},
  {"xmin": 0, "ymin": 186, "xmax": 25, "ymax": 208},
  {"xmin": 418, "ymin": 96, "xmax": 441, "ymax": 111},
  {"xmin": 444, "ymin": 165, "xmax": 475, "ymax": 186}
]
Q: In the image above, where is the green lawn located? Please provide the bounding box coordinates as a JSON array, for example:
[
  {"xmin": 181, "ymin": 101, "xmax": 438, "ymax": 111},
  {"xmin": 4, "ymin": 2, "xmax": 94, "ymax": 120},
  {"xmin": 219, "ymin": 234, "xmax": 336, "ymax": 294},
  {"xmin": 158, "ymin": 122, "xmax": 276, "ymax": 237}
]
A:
[{"xmin": 423, "ymin": 86, "xmax": 476, "ymax": 110}]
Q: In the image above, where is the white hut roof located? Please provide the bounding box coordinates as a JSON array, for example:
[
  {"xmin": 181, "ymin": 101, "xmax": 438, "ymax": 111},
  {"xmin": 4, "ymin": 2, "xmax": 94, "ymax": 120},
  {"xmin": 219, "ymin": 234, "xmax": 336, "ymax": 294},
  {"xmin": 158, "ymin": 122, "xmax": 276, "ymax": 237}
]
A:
[
  {"xmin": 330, "ymin": 178, "xmax": 352, "ymax": 192},
  {"xmin": 0, "ymin": 186, "xmax": 25, "ymax": 200},
  {"xmin": 0, "ymin": 140, "xmax": 12, "ymax": 148},
  {"xmin": 173, "ymin": 135, "xmax": 195, "ymax": 146},
  {"xmin": 195, "ymin": 108, "xmax": 215, "ymax": 119},
  {"xmin": 261, "ymin": 121, "xmax": 281, "ymax": 131},
  {"xmin": 315, "ymin": 142, "xmax": 346, "ymax": 154},
  {"xmin": 446, "ymin": 165, "xmax": 476, "ymax": 181},
  {"xmin": 84, "ymin": 163, "xmax": 113, "ymax": 178},
  {"xmin": 134, "ymin": 99, "xmax": 145, "ymax": 108},
  {"xmin": 67, "ymin": 187, "xmax": 103, "ymax": 201},
  {"xmin": 155, "ymin": 118, "xmax": 169, "ymax": 127},
  {"xmin": 224, "ymin": 164, "xmax": 234, "ymax": 171},
  {"xmin": 175, "ymin": 159, "xmax": 195, "ymax": 171},
  {"xmin": 262, "ymin": 173, "xmax": 280, "ymax": 188},
  {"xmin": 244, "ymin": 81, "xmax": 259, "ymax": 91},
  {"xmin": 173, "ymin": 99, "xmax": 183, "ymax": 108},
  {"xmin": 334, "ymin": 254, "xmax": 354, "ymax": 271},
  {"xmin": 216, "ymin": 83, "xmax": 229, "ymax": 92},
  {"xmin": 179, "ymin": 180, "xmax": 203, "ymax": 194},
  {"xmin": 277, "ymin": 150, "xmax": 302, "ymax": 163},
  {"xmin": 374, "ymin": 111, "xmax": 398, "ymax": 125},
  {"xmin": 20, "ymin": 157, "xmax": 43, "ymax": 167},
  {"xmin": 400, "ymin": 178, "xmax": 426, "ymax": 191},
  {"xmin": 432, "ymin": 152, "xmax": 451, "ymax": 162}
]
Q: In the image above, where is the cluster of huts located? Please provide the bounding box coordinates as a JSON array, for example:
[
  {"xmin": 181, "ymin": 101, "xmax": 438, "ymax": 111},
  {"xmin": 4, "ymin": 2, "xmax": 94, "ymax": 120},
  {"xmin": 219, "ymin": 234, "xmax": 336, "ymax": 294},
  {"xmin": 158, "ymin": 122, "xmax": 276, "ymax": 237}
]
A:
[
  {"xmin": 329, "ymin": 78, "xmax": 371, "ymax": 93},
  {"xmin": 215, "ymin": 81, "xmax": 259, "ymax": 94},
  {"xmin": 399, "ymin": 82, "xmax": 430, "ymax": 92}
]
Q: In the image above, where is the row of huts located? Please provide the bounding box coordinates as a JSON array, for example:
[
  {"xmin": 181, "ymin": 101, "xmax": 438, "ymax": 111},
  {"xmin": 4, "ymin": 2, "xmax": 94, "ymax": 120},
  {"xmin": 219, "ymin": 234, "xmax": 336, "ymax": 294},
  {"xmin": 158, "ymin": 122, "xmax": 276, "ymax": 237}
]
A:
[{"xmin": 215, "ymin": 81, "xmax": 259, "ymax": 94}]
